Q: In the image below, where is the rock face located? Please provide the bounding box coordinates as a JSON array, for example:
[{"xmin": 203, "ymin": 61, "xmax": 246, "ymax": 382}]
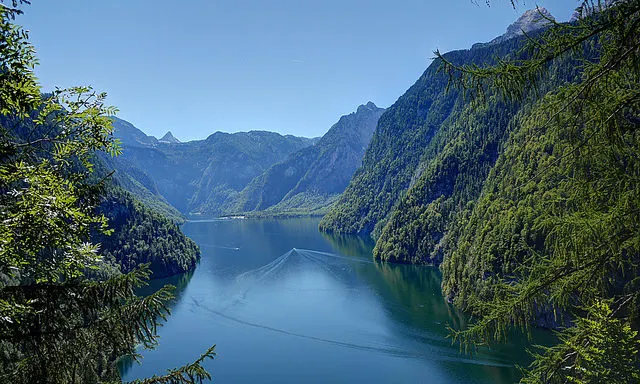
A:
[
  {"xmin": 159, "ymin": 131, "xmax": 180, "ymax": 144},
  {"xmin": 480, "ymin": 8, "xmax": 555, "ymax": 47},
  {"xmin": 504, "ymin": 8, "xmax": 554, "ymax": 38},
  {"xmin": 226, "ymin": 102, "xmax": 385, "ymax": 215}
]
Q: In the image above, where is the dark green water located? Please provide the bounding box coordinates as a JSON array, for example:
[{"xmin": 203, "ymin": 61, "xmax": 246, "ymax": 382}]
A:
[{"xmin": 121, "ymin": 217, "xmax": 537, "ymax": 383}]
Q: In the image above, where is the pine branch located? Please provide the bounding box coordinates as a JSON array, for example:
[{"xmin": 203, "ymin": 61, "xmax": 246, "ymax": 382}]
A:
[{"xmin": 129, "ymin": 345, "xmax": 217, "ymax": 384}]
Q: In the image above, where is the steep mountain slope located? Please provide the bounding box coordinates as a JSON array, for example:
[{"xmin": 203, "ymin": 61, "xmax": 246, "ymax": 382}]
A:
[
  {"xmin": 111, "ymin": 116, "xmax": 158, "ymax": 147},
  {"xmin": 228, "ymin": 102, "xmax": 385, "ymax": 215},
  {"xmin": 98, "ymin": 152, "xmax": 185, "ymax": 222},
  {"xmin": 440, "ymin": 46, "xmax": 639, "ymax": 310},
  {"xmin": 371, "ymin": 48, "xmax": 588, "ymax": 265},
  {"xmin": 96, "ymin": 187, "xmax": 200, "ymax": 279},
  {"xmin": 111, "ymin": 123, "xmax": 315, "ymax": 216},
  {"xmin": 320, "ymin": 8, "xmax": 582, "ymax": 266},
  {"xmin": 319, "ymin": 37, "xmax": 528, "ymax": 237}
]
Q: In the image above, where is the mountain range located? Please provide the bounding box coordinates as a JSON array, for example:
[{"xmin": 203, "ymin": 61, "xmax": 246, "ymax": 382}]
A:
[
  {"xmin": 226, "ymin": 102, "xmax": 385, "ymax": 215},
  {"xmin": 109, "ymin": 102, "xmax": 384, "ymax": 218}
]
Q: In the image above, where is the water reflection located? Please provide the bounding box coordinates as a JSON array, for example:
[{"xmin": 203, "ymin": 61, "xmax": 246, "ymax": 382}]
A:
[{"xmin": 320, "ymin": 231, "xmax": 376, "ymax": 258}]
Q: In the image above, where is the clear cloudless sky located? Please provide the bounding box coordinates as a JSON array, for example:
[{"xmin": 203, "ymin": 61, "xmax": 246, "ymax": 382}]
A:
[{"xmin": 20, "ymin": 0, "xmax": 579, "ymax": 141}]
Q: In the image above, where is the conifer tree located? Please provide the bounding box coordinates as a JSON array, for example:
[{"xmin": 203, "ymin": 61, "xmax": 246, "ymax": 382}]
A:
[{"xmin": 437, "ymin": 1, "xmax": 640, "ymax": 382}]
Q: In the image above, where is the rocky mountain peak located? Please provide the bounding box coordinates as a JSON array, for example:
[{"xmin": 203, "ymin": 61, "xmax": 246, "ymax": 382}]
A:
[
  {"xmin": 159, "ymin": 131, "xmax": 180, "ymax": 144},
  {"xmin": 357, "ymin": 101, "xmax": 380, "ymax": 113},
  {"xmin": 477, "ymin": 7, "xmax": 555, "ymax": 47},
  {"xmin": 506, "ymin": 8, "xmax": 554, "ymax": 37}
]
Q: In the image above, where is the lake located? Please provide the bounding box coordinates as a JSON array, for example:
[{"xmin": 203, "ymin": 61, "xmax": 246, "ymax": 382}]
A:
[{"xmin": 121, "ymin": 217, "xmax": 537, "ymax": 383}]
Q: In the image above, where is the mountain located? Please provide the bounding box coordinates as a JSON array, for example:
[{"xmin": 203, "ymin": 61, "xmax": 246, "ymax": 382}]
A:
[
  {"xmin": 485, "ymin": 7, "xmax": 554, "ymax": 46},
  {"xmin": 320, "ymin": 8, "xmax": 580, "ymax": 255},
  {"xmin": 318, "ymin": 6, "xmax": 640, "ymax": 342},
  {"xmin": 1, "ymin": 113, "xmax": 199, "ymax": 279},
  {"xmin": 111, "ymin": 116, "xmax": 158, "ymax": 147},
  {"xmin": 226, "ymin": 102, "xmax": 385, "ymax": 215},
  {"xmin": 95, "ymin": 187, "xmax": 200, "ymax": 279},
  {"xmin": 159, "ymin": 131, "xmax": 180, "ymax": 143},
  {"xmin": 98, "ymin": 151, "xmax": 185, "ymax": 222},
  {"xmin": 110, "ymin": 122, "xmax": 316, "ymax": 216},
  {"xmin": 319, "ymin": 39, "xmax": 528, "ymax": 237}
]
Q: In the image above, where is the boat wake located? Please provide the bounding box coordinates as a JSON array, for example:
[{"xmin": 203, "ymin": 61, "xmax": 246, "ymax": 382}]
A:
[{"xmin": 186, "ymin": 248, "xmax": 513, "ymax": 368}]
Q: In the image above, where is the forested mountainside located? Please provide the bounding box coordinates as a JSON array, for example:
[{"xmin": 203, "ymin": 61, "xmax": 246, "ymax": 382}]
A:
[
  {"xmin": 95, "ymin": 187, "xmax": 200, "ymax": 279},
  {"xmin": 371, "ymin": 47, "xmax": 588, "ymax": 265},
  {"xmin": 227, "ymin": 102, "xmax": 385, "ymax": 216},
  {"xmin": 322, "ymin": 3, "xmax": 640, "ymax": 379},
  {"xmin": 440, "ymin": 45, "xmax": 639, "ymax": 307},
  {"xmin": 109, "ymin": 118, "xmax": 315, "ymax": 216},
  {"xmin": 319, "ymin": 13, "xmax": 555, "ymax": 238},
  {"xmin": 0, "ymin": 113, "xmax": 200, "ymax": 280},
  {"xmin": 98, "ymin": 151, "xmax": 185, "ymax": 222}
]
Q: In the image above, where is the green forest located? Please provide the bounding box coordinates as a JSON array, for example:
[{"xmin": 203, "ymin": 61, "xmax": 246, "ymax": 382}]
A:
[
  {"xmin": 1, "ymin": 0, "xmax": 639, "ymax": 383},
  {"xmin": 322, "ymin": 1, "xmax": 640, "ymax": 382}
]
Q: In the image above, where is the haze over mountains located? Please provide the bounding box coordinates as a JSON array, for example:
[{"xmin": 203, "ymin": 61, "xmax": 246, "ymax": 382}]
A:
[
  {"xmin": 103, "ymin": 6, "xmax": 637, "ymax": 334},
  {"xmin": 110, "ymin": 102, "xmax": 384, "ymax": 217},
  {"xmin": 109, "ymin": 9, "xmax": 557, "ymax": 223},
  {"xmin": 227, "ymin": 102, "xmax": 385, "ymax": 215}
]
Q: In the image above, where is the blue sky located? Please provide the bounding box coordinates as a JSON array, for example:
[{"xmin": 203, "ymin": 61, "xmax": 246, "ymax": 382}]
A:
[{"xmin": 21, "ymin": 1, "xmax": 579, "ymax": 141}]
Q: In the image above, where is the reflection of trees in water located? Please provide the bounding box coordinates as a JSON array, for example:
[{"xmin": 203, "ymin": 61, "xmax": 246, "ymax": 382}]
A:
[
  {"xmin": 118, "ymin": 269, "xmax": 195, "ymax": 377},
  {"xmin": 364, "ymin": 260, "xmax": 551, "ymax": 380},
  {"xmin": 371, "ymin": 260, "xmax": 468, "ymax": 335},
  {"xmin": 139, "ymin": 269, "xmax": 195, "ymax": 304},
  {"xmin": 322, "ymin": 230, "xmax": 466, "ymax": 334},
  {"xmin": 322, "ymin": 230, "xmax": 535, "ymax": 381},
  {"xmin": 320, "ymin": 231, "xmax": 375, "ymax": 258}
]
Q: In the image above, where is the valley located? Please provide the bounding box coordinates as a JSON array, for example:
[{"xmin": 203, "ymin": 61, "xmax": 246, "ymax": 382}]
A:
[{"xmin": 2, "ymin": 2, "xmax": 638, "ymax": 383}]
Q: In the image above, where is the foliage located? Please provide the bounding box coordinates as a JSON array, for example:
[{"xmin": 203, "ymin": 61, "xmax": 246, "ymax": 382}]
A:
[
  {"xmin": 1, "ymin": 267, "xmax": 175, "ymax": 383},
  {"xmin": 372, "ymin": 25, "xmax": 591, "ymax": 266},
  {"xmin": 96, "ymin": 187, "xmax": 200, "ymax": 279},
  {"xmin": 0, "ymin": 2, "xmax": 213, "ymax": 382},
  {"xmin": 130, "ymin": 345, "xmax": 217, "ymax": 384},
  {"xmin": 434, "ymin": 1, "xmax": 640, "ymax": 382},
  {"xmin": 319, "ymin": 36, "xmax": 536, "ymax": 238},
  {"xmin": 522, "ymin": 301, "xmax": 640, "ymax": 384}
]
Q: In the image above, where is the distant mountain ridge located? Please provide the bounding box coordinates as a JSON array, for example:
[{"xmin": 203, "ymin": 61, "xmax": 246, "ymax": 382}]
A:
[
  {"xmin": 113, "ymin": 129, "xmax": 313, "ymax": 216},
  {"xmin": 159, "ymin": 131, "xmax": 180, "ymax": 143},
  {"xmin": 109, "ymin": 103, "xmax": 383, "ymax": 218},
  {"xmin": 226, "ymin": 102, "xmax": 385, "ymax": 215},
  {"xmin": 473, "ymin": 7, "xmax": 554, "ymax": 49}
]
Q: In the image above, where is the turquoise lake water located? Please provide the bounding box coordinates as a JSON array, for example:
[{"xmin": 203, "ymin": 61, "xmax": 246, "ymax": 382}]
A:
[{"xmin": 121, "ymin": 217, "xmax": 539, "ymax": 383}]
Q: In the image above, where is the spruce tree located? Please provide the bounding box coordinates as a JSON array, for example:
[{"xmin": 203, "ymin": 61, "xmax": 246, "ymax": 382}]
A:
[{"xmin": 437, "ymin": 1, "xmax": 640, "ymax": 382}]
